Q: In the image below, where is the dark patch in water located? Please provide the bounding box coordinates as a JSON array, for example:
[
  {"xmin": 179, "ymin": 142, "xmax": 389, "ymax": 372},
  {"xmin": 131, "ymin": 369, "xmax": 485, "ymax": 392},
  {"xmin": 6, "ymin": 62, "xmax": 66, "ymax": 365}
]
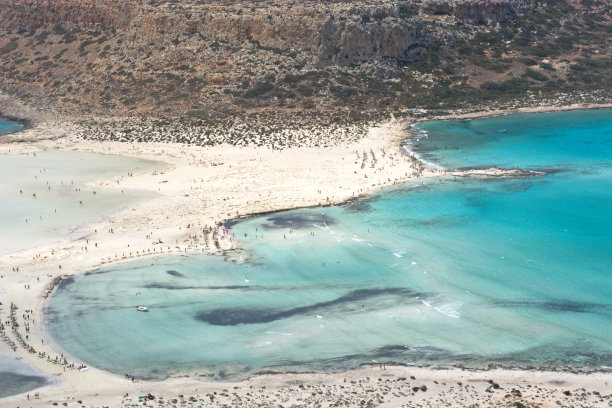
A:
[
  {"xmin": 44, "ymin": 313, "xmax": 60, "ymax": 324},
  {"xmin": 394, "ymin": 216, "xmax": 459, "ymax": 229},
  {"xmin": 495, "ymin": 300, "xmax": 610, "ymax": 314},
  {"xmin": 84, "ymin": 262, "xmax": 160, "ymax": 276},
  {"xmin": 263, "ymin": 213, "xmax": 335, "ymax": 230},
  {"xmin": 267, "ymin": 344, "xmax": 453, "ymax": 371},
  {"xmin": 0, "ymin": 371, "xmax": 48, "ymax": 398},
  {"xmin": 413, "ymin": 217, "xmax": 457, "ymax": 227},
  {"xmin": 146, "ymin": 283, "xmax": 251, "ymax": 291},
  {"xmin": 56, "ymin": 276, "xmax": 75, "ymax": 291},
  {"xmin": 464, "ymin": 195, "xmax": 487, "ymax": 208},
  {"xmin": 70, "ymin": 295, "xmax": 101, "ymax": 302},
  {"xmin": 499, "ymin": 180, "xmax": 539, "ymax": 192},
  {"xmin": 343, "ymin": 199, "xmax": 374, "ymax": 214},
  {"xmin": 411, "ymin": 147, "xmax": 443, "ymax": 156},
  {"xmin": 84, "ymin": 269, "xmax": 113, "ymax": 276},
  {"xmin": 375, "ymin": 344, "xmax": 445, "ymax": 354},
  {"xmin": 195, "ymin": 288, "xmax": 423, "ymax": 326},
  {"xmin": 476, "ymin": 178, "xmax": 547, "ymax": 193},
  {"xmin": 166, "ymin": 270, "xmax": 186, "ymax": 277},
  {"xmin": 530, "ymin": 167, "xmax": 568, "ymax": 175},
  {"xmin": 262, "ymin": 342, "xmax": 612, "ymax": 376}
]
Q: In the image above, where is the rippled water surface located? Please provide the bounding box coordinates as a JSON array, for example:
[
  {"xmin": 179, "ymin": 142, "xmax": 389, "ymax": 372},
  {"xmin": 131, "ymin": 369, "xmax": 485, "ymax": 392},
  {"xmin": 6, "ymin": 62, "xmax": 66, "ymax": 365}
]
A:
[{"xmin": 46, "ymin": 110, "xmax": 612, "ymax": 379}]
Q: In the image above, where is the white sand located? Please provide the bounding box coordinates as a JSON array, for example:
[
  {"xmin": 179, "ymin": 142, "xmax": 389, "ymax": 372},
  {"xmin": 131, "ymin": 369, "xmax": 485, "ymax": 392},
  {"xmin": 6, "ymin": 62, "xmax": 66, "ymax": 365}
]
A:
[{"xmin": 1, "ymin": 117, "xmax": 611, "ymax": 407}]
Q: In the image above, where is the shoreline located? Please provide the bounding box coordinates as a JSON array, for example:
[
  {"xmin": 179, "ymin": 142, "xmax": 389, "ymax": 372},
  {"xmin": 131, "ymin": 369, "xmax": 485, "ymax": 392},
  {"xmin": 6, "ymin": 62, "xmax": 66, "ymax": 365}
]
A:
[
  {"xmin": 38, "ymin": 271, "xmax": 612, "ymax": 385},
  {"xmin": 1, "ymin": 104, "xmax": 611, "ymax": 406},
  {"xmin": 0, "ymin": 114, "xmax": 31, "ymax": 132},
  {"xmin": 410, "ymin": 102, "xmax": 612, "ymax": 123}
]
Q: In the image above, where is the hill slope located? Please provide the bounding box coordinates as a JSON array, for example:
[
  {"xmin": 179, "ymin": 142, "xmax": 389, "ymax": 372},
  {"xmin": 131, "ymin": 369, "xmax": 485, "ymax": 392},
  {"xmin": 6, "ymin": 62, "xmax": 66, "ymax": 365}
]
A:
[{"xmin": 1, "ymin": 0, "xmax": 610, "ymax": 144}]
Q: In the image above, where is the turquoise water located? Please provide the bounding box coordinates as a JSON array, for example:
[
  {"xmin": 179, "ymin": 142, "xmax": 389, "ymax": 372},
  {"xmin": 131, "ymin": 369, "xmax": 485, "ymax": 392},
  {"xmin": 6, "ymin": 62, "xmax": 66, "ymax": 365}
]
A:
[
  {"xmin": 410, "ymin": 109, "xmax": 612, "ymax": 170},
  {"xmin": 0, "ymin": 118, "xmax": 23, "ymax": 135},
  {"xmin": 0, "ymin": 149, "xmax": 165, "ymax": 254},
  {"xmin": 46, "ymin": 110, "xmax": 612, "ymax": 380}
]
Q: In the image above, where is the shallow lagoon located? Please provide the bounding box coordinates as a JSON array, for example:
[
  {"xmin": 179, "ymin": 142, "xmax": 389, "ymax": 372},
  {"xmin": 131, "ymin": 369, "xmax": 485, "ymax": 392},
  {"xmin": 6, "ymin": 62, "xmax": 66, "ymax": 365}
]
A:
[
  {"xmin": 0, "ymin": 148, "xmax": 164, "ymax": 253},
  {"xmin": 0, "ymin": 355, "xmax": 50, "ymax": 398},
  {"xmin": 47, "ymin": 110, "xmax": 612, "ymax": 380}
]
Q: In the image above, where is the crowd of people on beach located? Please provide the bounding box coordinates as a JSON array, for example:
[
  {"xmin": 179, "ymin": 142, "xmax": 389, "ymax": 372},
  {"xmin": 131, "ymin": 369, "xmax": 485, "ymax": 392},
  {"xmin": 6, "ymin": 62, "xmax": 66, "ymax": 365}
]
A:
[
  {"xmin": 0, "ymin": 302, "xmax": 80, "ymax": 370},
  {"xmin": 1, "ymin": 130, "xmax": 445, "ymax": 403}
]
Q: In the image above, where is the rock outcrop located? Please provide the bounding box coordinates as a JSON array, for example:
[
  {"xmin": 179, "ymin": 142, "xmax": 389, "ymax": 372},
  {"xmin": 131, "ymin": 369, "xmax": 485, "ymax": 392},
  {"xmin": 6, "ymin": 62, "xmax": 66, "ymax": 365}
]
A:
[
  {"xmin": 0, "ymin": 0, "xmax": 532, "ymax": 69},
  {"xmin": 1, "ymin": 0, "xmax": 609, "ymax": 125}
]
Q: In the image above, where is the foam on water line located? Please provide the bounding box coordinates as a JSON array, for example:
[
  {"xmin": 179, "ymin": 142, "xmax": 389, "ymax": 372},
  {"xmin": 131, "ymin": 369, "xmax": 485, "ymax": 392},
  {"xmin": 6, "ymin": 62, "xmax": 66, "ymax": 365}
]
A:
[{"xmin": 435, "ymin": 303, "xmax": 462, "ymax": 319}]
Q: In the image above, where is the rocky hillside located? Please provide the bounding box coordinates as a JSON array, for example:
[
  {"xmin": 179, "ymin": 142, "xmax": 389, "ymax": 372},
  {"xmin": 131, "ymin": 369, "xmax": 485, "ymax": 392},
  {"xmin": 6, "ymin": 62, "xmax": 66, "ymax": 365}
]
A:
[{"xmin": 0, "ymin": 0, "xmax": 610, "ymax": 142}]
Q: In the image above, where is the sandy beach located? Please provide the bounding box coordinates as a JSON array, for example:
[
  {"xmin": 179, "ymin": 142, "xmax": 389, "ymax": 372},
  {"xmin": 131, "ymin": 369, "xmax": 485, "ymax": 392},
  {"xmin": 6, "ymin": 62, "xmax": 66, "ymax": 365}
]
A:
[{"xmin": 1, "ymin": 112, "xmax": 612, "ymax": 407}]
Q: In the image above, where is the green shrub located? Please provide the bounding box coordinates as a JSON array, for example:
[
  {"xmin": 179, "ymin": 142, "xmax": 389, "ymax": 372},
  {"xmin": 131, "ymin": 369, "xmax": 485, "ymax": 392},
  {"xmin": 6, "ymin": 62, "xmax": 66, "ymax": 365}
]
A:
[
  {"xmin": 54, "ymin": 48, "xmax": 68, "ymax": 60},
  {"xmin": 480, "ymin": 78, "xmax": 530, "ymax": 95},
  {"xmin": 79, "ymin": 39, "xmax": 95, "ymax": 51},
  {"xmin": 244, "ymin": 82, "xmax": 273, "ymax": 98},
  {"xmin": 52, "ymin": 24, "xmax": 67, "ymax": 35},
  {"xmin": 525, "ymin": 68, "xmax": 548, "ymax": 81},
  {"xmin": 0, "ymin": 40, "xmax": 18, "ymax": 54}
]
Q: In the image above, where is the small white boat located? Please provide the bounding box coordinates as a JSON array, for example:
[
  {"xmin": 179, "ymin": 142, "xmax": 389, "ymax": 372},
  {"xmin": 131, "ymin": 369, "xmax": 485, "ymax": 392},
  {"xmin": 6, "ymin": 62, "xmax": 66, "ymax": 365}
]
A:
[{"xmin": 136, "ymin": 306, "xmax": 148, "ymax": 312}]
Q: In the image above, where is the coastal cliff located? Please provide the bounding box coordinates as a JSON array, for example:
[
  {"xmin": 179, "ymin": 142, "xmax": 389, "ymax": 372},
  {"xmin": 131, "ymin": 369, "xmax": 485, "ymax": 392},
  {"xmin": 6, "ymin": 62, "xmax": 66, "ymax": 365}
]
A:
[
  {"xmin": 1, "ymin": 0, "xmax": 531, "ymax": 61},
  {"xmin": 0, "ymin": 0, "xmax": 610, "ymax": 143}
]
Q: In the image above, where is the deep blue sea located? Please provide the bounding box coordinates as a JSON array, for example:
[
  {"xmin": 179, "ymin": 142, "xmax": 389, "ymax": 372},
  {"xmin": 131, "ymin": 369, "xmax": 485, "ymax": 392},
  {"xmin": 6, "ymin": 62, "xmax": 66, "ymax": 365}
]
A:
[{"xmin": 46, "ymin": 110, "xmax": 612, "ymax": 380}]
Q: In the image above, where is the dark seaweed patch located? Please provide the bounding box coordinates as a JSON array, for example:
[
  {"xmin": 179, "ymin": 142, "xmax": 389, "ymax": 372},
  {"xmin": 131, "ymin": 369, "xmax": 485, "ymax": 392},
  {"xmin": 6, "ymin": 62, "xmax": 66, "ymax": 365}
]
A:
[
  {"xmin": 145, "ymin": 283, "xmax": 251, "ymax": 291},
  {"xmin": 195, "ymin": 288, "xmax": 423, "ymax": 326},
  {"xmin": 494, "ymin": 300, "xmax": 610, "ymax": 313},
  {"xmin": 56, "ymin": 276, "xmax": 75, "ymax": 290},
  {"xmin": 343, "ymin": 199, "xmax": 374, "ymax": 214},
  {"xmin": 263, "ymin": 344, "xmax": 453, "ymax": 372},
  {"xmin": 464, "ymin": 195, "xmax": 487, "ymax": 208},
  {"xmin": 412, "ymin": 216, "xmax": 457, "ymax": 227},
  {"xmin": 263, "ymin": 342, "xmax": 612, "ymax": 375},
  {"xmin": 263, "ymin": 213, "xmax": 334, "ymax": 229},
  {"xmin": 70, "ymin": 295, "xmax": 101, "ymax": 302},
  {"xmin": 498, "ymin": 180, "xmax": 539, "ymax": 192},
  {"xmin": 84, "ymin": 269, "xmax": 113, "ymax": 276},
  {"xmin": 0, "ymin": 372, "xmax": 48, "ymax": 398},
  {"xmin": 166, "ymin": 270, "xmax": 186, "ymax": 277}
]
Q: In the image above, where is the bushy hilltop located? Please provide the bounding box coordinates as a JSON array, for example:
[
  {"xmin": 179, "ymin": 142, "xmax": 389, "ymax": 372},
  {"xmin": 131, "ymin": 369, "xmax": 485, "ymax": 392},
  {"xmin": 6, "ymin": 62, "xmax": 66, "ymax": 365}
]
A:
[{"xmin": 0, "ymin": 0, "xmax": 610, "ymax": 145}]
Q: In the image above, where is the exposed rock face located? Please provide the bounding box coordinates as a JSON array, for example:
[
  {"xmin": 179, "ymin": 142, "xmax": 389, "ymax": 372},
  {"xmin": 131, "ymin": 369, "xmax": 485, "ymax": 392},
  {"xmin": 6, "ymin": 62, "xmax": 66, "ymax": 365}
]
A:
[
  {"xmin": 0, "ymin": 0, "xmax": 531, "ymax": 68},
  {"xmin": 0, "ymin": 0, "xmax": 134, "ymax": 30},
  {"xmin": 421, "ymin": 0, "xmax": 532, "ymax": 24},
  {"xmin": 4, "ymin": 0, "xmax": 608, "ymax": 125}
]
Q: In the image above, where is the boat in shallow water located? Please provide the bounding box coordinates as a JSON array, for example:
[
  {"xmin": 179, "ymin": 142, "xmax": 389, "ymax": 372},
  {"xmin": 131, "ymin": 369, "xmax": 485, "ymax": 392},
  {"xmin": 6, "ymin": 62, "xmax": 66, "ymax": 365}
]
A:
[{"xmin": 136, "ymin": 306, "xmax": 148, "ymax": 312}]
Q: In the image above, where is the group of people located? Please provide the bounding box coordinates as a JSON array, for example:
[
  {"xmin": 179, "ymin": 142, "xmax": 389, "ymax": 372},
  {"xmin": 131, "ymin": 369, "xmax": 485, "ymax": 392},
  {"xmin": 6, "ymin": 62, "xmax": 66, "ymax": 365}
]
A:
[
  {"xmin": 125, "ymin": 373, "xmax": 138, "ymax": 382},
  {"xmin": 1, "ymin": 302, "xmax": 81, "ymax": 371},
  {"xmin": 25, "ymin": 392, "xmax": 40, "ymax": 400}
]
